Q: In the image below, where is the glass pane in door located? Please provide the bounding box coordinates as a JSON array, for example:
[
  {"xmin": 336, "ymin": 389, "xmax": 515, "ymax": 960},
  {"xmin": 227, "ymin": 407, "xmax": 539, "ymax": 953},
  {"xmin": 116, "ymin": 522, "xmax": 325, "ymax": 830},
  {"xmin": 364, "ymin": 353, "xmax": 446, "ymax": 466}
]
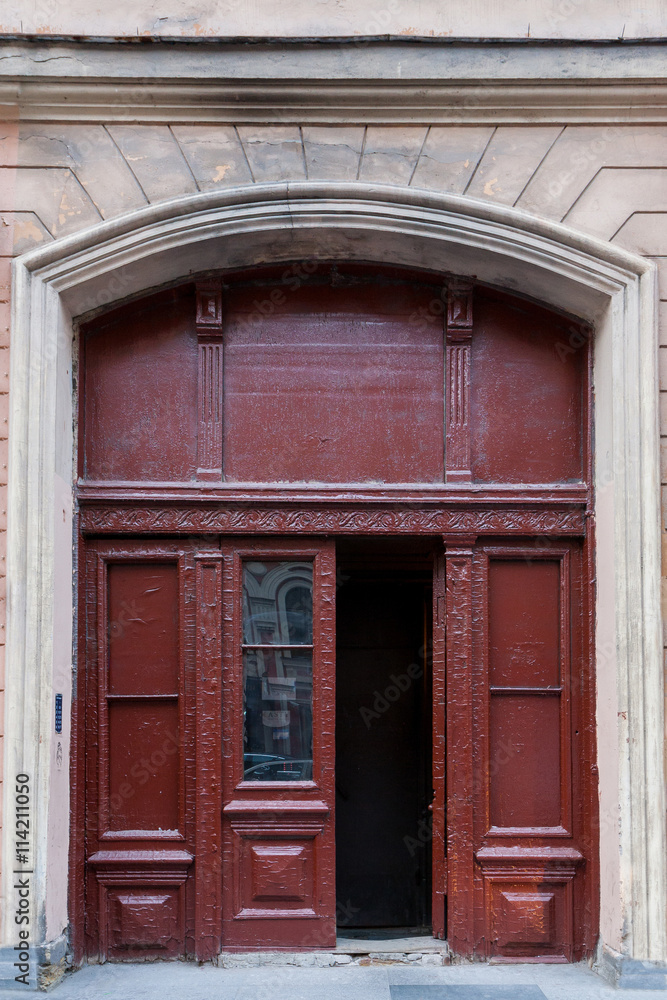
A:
[{"xmin": 242, "ymin": 560, "xmax": 314, "ymax": 781}]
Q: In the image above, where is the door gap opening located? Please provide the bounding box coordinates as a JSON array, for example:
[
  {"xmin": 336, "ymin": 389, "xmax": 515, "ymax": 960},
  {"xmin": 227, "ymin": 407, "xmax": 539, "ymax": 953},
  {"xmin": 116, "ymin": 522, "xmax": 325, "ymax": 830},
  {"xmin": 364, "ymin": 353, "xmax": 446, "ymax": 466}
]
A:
[{"xmin": 335, "ymin": 538, "xmax": 434, "ymax": 938}]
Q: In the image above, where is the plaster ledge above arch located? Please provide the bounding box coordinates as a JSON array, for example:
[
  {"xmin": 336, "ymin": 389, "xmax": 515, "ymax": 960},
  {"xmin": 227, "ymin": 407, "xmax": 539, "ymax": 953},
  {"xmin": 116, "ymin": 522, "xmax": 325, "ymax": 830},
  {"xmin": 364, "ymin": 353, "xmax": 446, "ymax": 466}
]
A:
[{"xmin": 5, "ymin": 183, "xmax": 664, "ymax": 969}]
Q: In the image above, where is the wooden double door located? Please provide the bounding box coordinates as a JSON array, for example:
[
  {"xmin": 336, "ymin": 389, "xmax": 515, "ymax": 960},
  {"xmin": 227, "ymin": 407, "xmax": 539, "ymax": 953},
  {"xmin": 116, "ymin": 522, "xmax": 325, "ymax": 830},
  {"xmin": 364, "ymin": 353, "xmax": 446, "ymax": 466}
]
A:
[{"xmin": 79, "ymin": 531, "xmax": 593, "ymax": 962}]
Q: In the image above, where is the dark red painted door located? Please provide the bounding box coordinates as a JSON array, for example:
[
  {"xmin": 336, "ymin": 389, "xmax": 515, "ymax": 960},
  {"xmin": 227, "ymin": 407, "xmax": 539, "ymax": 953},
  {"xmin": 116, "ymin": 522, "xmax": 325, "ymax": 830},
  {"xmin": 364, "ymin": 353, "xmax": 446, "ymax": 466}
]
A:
[
  {"xmin": 471, "ymin": 541, "xmax": 593, "ymax": 962},
  {"xmin": 438, "ymin": 537, "xmax": 594, "ymax": 961},
  {"xmin": 75, "ymin": 267, "xmax": 596, "ymax": 963},
  {"xmin": 431, "ymin": 549, "xmax": 447, "ymax": 939},
  {"xmin": 220, "ymin": 538, "xmax": 337, "ymax": 949},
  {"xmin": 82, "ymin": 539, "xmax": 198, "ymax": 961}
]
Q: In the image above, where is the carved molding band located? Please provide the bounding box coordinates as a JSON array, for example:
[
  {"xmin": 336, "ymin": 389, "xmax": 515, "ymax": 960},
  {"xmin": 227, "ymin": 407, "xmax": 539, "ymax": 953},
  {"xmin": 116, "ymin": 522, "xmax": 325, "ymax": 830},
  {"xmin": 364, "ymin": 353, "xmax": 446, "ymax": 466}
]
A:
[
  {"xmin": 223, "ymin": 800, "xmax": 329, "ymax": 837},
  {"xmin": 79, "ymin": 503, "xmax": 586, "ymax": 536}
]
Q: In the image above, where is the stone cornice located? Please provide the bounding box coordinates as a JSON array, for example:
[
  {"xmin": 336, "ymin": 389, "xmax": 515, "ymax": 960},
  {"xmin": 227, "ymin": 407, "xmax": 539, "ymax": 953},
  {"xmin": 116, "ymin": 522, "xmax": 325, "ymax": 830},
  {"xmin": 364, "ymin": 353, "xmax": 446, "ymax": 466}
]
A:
[
  {"xmin": 4, "ymin": 81, "xmax": 667, "ymax": 124},
  {"xmin": 0, "ymin": 40, "xmax": 666, "ymax": 123}
]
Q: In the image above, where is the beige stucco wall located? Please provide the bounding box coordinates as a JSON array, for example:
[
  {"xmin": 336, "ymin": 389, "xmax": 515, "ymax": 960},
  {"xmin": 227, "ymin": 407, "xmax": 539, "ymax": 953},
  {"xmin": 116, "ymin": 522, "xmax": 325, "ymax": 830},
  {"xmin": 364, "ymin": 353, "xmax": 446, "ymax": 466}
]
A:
[
  {"xmin": 0, "ymin": 118, "xmax": 15, "ymax": 859},
  {"xmin": 1, "ymin": 0, "xmax": 666, "ymax": 39},
  {"xmin": 4, "ymin": 123, "xmax": 667, "ymax": 251},
  {"xmin": 0, "ymin": 18, "xmax": 666, "ymax": 968},
  {"xmin": 3, "ymin": 121, "xmax": 666, "ymax": 345}
]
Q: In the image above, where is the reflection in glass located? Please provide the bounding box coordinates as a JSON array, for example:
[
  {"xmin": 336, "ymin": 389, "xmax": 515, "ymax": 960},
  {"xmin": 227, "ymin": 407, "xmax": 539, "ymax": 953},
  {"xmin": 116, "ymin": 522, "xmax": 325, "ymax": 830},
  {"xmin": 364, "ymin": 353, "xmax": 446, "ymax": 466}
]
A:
[
  {"xmin": 242, "ymin": 560, "xmax": 314, "ymax": 781},
  {"xmin": 243, "ymin": 561, "xmax": 313, "ymax": 644},
  {"xmin": 243, "ymin": 650, "xmax": 313, "ymax": 780}
]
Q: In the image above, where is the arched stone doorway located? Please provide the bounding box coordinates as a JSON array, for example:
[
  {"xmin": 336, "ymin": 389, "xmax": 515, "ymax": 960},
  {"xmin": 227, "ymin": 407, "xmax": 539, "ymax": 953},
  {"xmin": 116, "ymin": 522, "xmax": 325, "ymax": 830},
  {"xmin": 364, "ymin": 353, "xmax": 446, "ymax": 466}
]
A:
[{"xmin": 5, "ymin": 185, "xmax": 663, "ymax": 970}]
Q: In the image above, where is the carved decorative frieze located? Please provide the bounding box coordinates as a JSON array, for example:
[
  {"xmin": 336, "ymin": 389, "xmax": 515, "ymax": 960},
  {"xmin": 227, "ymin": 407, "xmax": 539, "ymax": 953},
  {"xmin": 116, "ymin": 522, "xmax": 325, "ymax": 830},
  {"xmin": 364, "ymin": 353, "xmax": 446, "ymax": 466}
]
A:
[{"xmin": 79, "ymin": 502, "xmax": 586, "ymax": 536}]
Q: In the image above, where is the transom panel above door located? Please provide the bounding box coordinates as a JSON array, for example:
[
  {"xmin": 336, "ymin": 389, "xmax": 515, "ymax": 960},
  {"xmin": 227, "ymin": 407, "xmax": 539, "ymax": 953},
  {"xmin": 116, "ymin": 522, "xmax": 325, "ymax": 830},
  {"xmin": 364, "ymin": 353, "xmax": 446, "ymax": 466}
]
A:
[{"xmin": 79, "ymin": 266, "xmax": 587, "ymax": 489}]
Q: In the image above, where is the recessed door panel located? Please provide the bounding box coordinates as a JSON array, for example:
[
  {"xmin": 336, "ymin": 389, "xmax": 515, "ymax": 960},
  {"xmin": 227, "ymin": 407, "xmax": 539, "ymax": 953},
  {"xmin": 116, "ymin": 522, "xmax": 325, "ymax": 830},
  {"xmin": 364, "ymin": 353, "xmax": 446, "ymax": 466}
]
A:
[
  {"xmin": 107, "ymin": 562, "xmax": 180, "ymax": 696},
  {"xmin": 107, "ymin": 700, "xmax": 180, "ymax": 832},
  {"xmin": 470, "ymin": 289, "xmax": 586, "ymax": 483},
  {"xmin": 222, "ymin": 280, "xmax": 445, "ymax": 483},
  {"xmin": 487, "ymin": 559, "xmax": 560, "ymax": 688},
  {"xmin": 488, "ymin": 693, "xmax": 561, "ymax": 829},
  {"xmin": 81, "ymin": 287, "xmax": 198, "ymax": 482}
]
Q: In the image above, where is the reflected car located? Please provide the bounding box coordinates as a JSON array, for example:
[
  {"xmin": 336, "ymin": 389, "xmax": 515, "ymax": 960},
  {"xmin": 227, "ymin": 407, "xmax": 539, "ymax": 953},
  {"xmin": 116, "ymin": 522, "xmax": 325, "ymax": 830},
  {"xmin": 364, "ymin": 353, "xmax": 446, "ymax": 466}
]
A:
[{"xmin": 243, "ymin": 754, "xmax": 313, "ymax": 781}]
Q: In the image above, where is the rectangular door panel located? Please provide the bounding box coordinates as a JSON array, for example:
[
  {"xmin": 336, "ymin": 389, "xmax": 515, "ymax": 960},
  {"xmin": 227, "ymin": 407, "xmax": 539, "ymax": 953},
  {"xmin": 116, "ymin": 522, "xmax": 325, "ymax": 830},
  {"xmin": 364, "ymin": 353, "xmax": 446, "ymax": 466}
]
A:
[
  {"xmin": 482, "ymin": 549, "xmax": 572, "ymax": 839},
  {"xmin": 488, "ymin": 694, "xmax": 561, "ymax": 830},
  {"xmin": 222, "ymin": 282, "xmax": 445, "ymax": 484},
  {"xmin": 487, "ymin": 559, "xmax": 560, "ymax": 688},
  {"xmin": 107, "ymin": 700, "xmax": 180, "ymax": 832},
  {"xmin": 107, "ymin": 561, "xmax": 181, "ymax": 696},
  {"xmin": 81, "ymin": 287, "xmax": 198, "ymax": 482},
  {"xmin": 469, "ymin": 289, "xmax": 586, "ymax": 484}
]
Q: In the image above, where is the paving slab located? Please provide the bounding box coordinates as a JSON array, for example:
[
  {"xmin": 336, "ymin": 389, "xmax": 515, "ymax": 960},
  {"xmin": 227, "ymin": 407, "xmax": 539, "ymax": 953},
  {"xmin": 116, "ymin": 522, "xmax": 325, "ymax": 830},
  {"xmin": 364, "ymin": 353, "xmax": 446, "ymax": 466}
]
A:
[
  {"xmin": 233, "ymin": 965, "xmax": 391, "ymax": 1000},
  {"xmin": 390, "ymin": 989, "xmax": 546, "ymax": 999},
  {"xmin": 5, "ymin": 959, "xmax": 667, "ymax": 1000}
]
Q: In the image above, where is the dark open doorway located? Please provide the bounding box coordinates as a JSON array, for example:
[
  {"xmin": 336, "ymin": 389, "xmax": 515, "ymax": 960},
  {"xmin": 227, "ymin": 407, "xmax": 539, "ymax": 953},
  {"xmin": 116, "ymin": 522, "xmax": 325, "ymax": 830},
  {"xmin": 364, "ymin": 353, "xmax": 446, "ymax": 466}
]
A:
[{"xmin": 335, "ymin": 538, "xmax": 433, "ymax": 934}]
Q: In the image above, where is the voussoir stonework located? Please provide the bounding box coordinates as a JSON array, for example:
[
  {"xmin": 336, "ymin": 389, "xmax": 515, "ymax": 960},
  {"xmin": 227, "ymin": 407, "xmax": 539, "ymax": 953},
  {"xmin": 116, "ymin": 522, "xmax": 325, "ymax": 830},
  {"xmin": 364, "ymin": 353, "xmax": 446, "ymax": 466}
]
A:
[{"xmin": 3, "ymin": 123, "xmax": 667, "ymax": 263}]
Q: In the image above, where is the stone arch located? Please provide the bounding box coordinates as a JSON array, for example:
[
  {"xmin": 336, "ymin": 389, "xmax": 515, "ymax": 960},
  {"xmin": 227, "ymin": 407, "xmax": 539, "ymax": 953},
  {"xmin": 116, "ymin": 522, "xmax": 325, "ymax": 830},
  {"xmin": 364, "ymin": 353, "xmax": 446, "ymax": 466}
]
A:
[{"xmin": 5, "ymin": 182, "xmax": 663, "ymax": 968}]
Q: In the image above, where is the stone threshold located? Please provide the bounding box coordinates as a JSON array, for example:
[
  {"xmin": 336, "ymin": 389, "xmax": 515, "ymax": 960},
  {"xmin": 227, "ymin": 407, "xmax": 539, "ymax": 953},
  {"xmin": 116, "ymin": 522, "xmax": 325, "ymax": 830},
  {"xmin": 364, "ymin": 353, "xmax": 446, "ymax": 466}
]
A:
[{"xmin": 217, "ymin": 937, "xmax": 450, "ymax": 968}]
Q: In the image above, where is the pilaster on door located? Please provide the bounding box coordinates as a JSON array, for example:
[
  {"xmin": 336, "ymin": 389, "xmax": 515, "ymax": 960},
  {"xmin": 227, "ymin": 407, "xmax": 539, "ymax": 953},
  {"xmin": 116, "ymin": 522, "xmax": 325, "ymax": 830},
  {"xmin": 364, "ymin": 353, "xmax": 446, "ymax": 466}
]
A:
[
  {"xmin": 445, "ymin": 282, "xmax": 474, "ymax": 484},
  {"xmin": 443, "ymin": 536, "xmax": 477, "ymax": 956},
  {"xmin": 194, "ymin": 552, "xmax": 224, "ymax": 960},
  {"xmin": 196, "ymin": 281, "xmax": 224, "ymax": 481}
]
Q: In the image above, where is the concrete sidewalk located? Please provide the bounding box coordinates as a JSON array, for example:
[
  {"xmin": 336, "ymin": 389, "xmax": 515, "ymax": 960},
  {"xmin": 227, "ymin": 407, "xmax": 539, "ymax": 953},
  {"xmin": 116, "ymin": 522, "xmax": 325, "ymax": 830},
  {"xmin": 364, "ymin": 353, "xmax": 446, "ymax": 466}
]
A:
[{"xmin": 4, "ymin": 961, "xmax": 667, "ymax": 1000}]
